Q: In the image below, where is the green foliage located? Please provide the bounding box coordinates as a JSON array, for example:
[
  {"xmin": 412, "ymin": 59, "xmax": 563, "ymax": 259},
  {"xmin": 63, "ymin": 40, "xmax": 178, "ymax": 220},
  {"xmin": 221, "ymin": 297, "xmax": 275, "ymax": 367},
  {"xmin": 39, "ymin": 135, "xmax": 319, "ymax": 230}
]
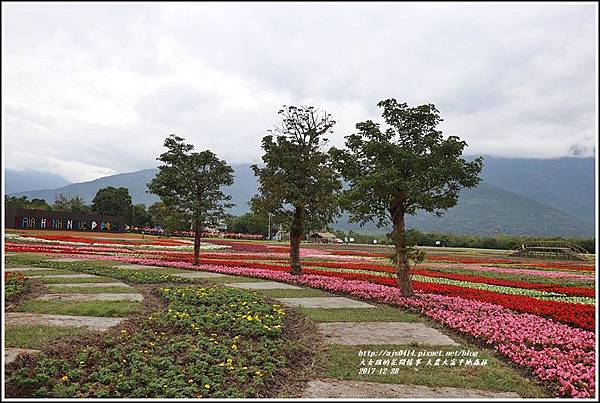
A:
[
  {"xmin": 5, "ymin": 325, "xmax": 88, "ymax": 349},
  {"xmin": 332, "ymin": 99, "xmax": 483, "ymax": 294},
  {"xmin": 148, "ymin": 135, "xmax": 234, "ymax": 263},
  {"xmin": 333, "ymin": 99, "xmax": 483, "ymax": 225},
  {"xmin": 91, "ymin": 187, "xmax": 132, "ymax": 218},
  {"xmin": 405, "ymin": 229, "xmax": 596, "ymax": 253},
  {"xmin": 6, "ymin": 286, "xmax": 304, "ymax": 398},
  {"xmin": 251, "ymin": 106, "xmax": 341, "ymax": 234},
  {"xmin": 5, "ymin": 272, "xmax": 28, "ymax": 301},
  {"xmin": 130, "ymin": 204, "xmax": 152, "ymax": 228},
  {"xmin": 5, "ymin": 195, "xmax": 86, "ymax": 213},
  {"xmin": 225, "ymin": 213, "xmax": 269, "ymax": 236},
  {"xmin": 17, "ymin": 300, "xmax": 141, "ymax": 317},
  {"xmin": 148, "ymin": 202, "xmax": 189, "ymax": 232}
]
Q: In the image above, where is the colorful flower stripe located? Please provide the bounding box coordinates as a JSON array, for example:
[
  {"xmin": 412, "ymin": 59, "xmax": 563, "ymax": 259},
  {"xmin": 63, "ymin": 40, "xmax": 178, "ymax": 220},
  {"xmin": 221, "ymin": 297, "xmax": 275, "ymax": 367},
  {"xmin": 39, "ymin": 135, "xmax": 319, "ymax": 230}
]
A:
[
  {"xmin": 414, "ymin": 281, "xmax": 595, "ymax": 331},
  {"xmin": 415, "ymin": 268, "xmax": 596, "ymax": 298},
  {"xmin": 55, "ymin": 253, "xmax": 596, "ymax": 398},
  {"xmin": 7, "ymin": 244, "xmax": 595, "ymax": 329},
  {"xmin": 412, "ymin": 275, "xmax": 594, "ymax": 305},
  {"xmin": 426, "ymin": 263, "xmax": 596, "ymax": 281}
]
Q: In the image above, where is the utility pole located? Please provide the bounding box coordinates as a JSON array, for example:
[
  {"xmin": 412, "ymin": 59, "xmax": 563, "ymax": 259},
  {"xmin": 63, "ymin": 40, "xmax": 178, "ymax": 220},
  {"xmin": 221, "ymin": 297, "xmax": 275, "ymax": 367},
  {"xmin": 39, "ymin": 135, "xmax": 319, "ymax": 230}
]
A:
[{"xmin": 268, "ymin": 213, "xmax": 272, "ymax": 240}]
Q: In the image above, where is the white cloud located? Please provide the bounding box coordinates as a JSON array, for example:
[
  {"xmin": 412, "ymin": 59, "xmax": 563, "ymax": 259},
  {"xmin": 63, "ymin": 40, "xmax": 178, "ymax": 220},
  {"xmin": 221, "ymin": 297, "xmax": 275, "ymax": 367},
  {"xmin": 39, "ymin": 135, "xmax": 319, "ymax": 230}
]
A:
[{"xmin": 2, "ymin": 2, "xmax": 597, "ymax": 182}]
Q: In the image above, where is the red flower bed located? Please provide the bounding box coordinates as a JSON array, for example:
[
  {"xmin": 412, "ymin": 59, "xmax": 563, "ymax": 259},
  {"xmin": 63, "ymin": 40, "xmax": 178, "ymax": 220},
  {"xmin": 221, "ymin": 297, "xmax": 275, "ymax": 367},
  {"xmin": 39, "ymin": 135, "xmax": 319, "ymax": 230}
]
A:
[{"xmin": 415, "ymin": 282, "xmax": 595, "ymax": 331}]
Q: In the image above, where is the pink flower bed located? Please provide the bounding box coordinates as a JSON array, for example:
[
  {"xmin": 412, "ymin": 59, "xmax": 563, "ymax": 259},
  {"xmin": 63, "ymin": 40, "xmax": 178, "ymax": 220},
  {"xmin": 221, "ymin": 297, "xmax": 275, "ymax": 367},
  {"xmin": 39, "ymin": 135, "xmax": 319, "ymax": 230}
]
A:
[{"xmin": 62, "ymin": 253, "xmax": 596, "ymax": 398}]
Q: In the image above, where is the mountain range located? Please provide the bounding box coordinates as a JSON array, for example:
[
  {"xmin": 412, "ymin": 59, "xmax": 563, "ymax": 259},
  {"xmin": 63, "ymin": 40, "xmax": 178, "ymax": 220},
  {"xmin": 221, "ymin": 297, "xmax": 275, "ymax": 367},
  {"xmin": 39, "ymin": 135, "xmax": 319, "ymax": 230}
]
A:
[{"xmin": 7, "ymin": 156, "xmax": 596, "ymax": 237}]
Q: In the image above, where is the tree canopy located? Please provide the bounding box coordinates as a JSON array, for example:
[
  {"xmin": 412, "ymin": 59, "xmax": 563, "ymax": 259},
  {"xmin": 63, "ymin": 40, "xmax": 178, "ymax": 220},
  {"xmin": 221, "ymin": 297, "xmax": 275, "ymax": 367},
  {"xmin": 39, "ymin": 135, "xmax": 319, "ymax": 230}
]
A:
[
  {"xmin": 91, "ymin": 187, "xmax": 133, "ymax": 218},
  {"xmin": 148, "ymin": 134, "xmax": 234, "ymax": 264},
  {"xmin": 332, "ymin": 99, "xmax": 483, "ymax": 295},
  {"xmin": 251, "ymin": 105, "xmax": 341, "ymax": 274}
]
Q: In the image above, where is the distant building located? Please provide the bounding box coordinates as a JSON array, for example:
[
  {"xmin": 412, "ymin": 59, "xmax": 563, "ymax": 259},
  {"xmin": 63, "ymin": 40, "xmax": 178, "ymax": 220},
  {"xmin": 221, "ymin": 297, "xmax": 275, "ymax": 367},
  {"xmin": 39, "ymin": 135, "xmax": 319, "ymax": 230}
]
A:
[
  {"xmin": 308, "ymin": 231, "xmax": 343, "ymax": 244},
  {"xmin": 5, "ymin": 207, "xmax": 126, "ymax": 233},
  {"xmin": 273, "ymin": 229, "xmax": 289, "ymax": 242}
]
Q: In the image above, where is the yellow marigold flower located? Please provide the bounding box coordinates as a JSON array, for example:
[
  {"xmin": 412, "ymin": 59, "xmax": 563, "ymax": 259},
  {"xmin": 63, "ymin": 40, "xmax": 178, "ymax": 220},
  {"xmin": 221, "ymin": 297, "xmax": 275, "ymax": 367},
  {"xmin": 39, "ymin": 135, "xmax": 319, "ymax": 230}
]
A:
[
  {"xmin": 204, "ymin": 384, "xmax": 211, "ymax": 389},
  {"xmin": 61, "ymin": 375, "xmax": 69, "ymax": 382},
  {"xmin": 188, "ymin": 379, "xmax": 194, "ymax": 384}
]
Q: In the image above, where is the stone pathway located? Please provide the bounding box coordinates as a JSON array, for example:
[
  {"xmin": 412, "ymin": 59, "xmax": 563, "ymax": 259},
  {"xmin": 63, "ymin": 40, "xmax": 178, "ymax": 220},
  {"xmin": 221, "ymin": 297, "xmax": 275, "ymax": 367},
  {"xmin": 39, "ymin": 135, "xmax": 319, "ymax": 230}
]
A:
[
  {"xmin": 114, "ymin": 264, "xmax": 160, "ymax": 270},
  {"xmin": 317, "ymin": 322, "xmax": 458, "ymax": 345},
  {"xmin": 174, "ymin": 271, "xmax": 227, "ymax": 279},
  {"xmin": 47, "ymin": 282, "xmax": 133, "ymax": 288},
  {"xmin": 37, "ymin": 293, "xmax": 144, "ymax": 302},
  {"xmin": 228, "ymin": 281, "xmax": 301, "ymax": 290},
  {"xmin": 5, "ymin": 348, "xmax": 40, "ymax": 365},
  {"xmin": 26, "ymin": 273, "xmax": 100, "ymax": 279},
  {"xmin": 276, "ymin": 297, "xmax": 375, "ymax": 309},
  {"xmin": 302, "ymin": 379, "xmax": 521, "ymax": 398},
  {"xmin": 5, "ymin": 312, "xmax": 125, "ymax": 332},
  {"xmin": 46, "ymin": 257, "xmax": 88, "ymax": 262},
  {"xmin": 5, "ymin": 267, "xmax": 58, "ymax": 272}
]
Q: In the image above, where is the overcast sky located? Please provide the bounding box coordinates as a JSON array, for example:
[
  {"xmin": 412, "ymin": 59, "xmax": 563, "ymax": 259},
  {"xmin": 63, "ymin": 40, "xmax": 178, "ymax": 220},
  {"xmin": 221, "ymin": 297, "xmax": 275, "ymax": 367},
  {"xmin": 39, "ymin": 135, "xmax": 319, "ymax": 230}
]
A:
[{"xmin": 2, "ymin": 2, "xmax": 597, "ymax": 182}]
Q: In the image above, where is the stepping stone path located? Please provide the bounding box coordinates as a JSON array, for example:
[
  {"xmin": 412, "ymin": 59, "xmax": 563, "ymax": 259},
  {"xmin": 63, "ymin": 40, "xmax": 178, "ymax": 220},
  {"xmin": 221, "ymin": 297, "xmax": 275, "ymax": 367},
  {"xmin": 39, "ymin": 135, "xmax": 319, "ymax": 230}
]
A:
[
  {"xmin": 228, "ymin": 281, "xmax": 301, "ymax": 290},
  {"xmin": 5, "ymin": 267, "xmax": 57, "ymax": 272},
  {"xmin": 114, "ymin": 264, "xmax": 159, "ymax": 270},
  {"xmin": 5, "ymin": 348, "xmax": 40, "ymax": 365},
  {"xmin": 37, "ymin": 293, "xmax": 144, "ymax": 302},
  {"xmin": 5, "ymin": 312, "xmax": 125, "ymax": 332},
  {"xmin": 276, "ymin": 297, "xmax": 375, "ymax": 309},
  {"xmin": 47, "ymin": 282, "xmax": 133, "ymax": 288},
  {"xmin": 46, "ymin": 257, "xmax": 87, "ymax": 262},
  {"xmin": 317, "ymin": 322, "xmax": 459, "ymax": 345},
  {"xmin": 26, "ymin": 273, "xmax": 99, "ymax": 279},
  {"xmin": 302, "ymin": 379, "xmax": 521, "ymax": 398},
  {"xmin": 174, "ymin": 271, "xmax": 227, "ymax": 279}
]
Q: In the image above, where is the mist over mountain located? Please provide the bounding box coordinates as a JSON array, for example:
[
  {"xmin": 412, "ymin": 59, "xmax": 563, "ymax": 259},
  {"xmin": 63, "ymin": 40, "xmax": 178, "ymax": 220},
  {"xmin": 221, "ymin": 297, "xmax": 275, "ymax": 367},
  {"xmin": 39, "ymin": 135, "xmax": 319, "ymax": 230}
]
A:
[{"xmin": 7, "ymin": 157, "xmax": 595, "ymax": 237}]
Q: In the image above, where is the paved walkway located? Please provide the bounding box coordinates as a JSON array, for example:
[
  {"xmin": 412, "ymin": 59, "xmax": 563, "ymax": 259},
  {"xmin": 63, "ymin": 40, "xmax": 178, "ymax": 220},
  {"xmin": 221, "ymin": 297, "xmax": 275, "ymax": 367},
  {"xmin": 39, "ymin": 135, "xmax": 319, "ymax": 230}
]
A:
[
  {"xmin": 5, "ymin": 267, "xmax": 58, "ymax": 272},
  {"xmin": 47, "ymin": 282, "xmax": 133, "ymax": 288},
  {"xmin": 276, "ymin": 297, "xmax": 375, "ymax": 309},
  {"xmin": 114, "ymin": 264, "xmax": 160, "ymax": 270},
  {"xmin": 26, "ymin": 273, "xmax": 100, "ymax": 279},
  {"xmin": 174, "ymin": 271, "xmax": 228, "ymax": 279},
  {"xmin": 5, "ymin": 312, "xmax": 125, "ymax": 331},
  {"xmin": 228, "ymin": 281, "xmax": 301, "ymax": 290},
  {"xmin": 37, "ymin": 293, "xmax": 144, "ymax": 302},
  {"xmin": 46, "ymin": 257, "xmax": 88, "ymax": 262},
  {"xmin": 302, "ymin": 379, "xmax": 521, "ymax": 398},
  {"xmin": 317, "ymin": 322, "xmax": 459, "ymax": 345}
]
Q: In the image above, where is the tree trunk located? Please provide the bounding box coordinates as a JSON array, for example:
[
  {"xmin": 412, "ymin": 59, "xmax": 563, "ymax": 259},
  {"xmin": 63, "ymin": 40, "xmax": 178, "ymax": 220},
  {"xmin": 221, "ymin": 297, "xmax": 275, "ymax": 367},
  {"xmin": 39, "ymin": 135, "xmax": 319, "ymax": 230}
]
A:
[
  {"xmin": 289, "ymin": 208, "xmax": 304, "ymax": 275},
  {"xmin": 393, "ymin": 211, "xmax": 413, "ymax": 296},
  {"xmin": 193, "ymin": 219, "xmax": 202, "ymax": 266}
]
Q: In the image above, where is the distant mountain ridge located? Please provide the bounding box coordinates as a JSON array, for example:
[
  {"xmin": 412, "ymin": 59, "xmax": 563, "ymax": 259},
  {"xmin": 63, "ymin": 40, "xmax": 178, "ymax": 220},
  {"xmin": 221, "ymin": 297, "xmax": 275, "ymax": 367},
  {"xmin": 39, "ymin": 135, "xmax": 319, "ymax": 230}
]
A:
[
  {"xmin": 5, "ymin": 169, "xmax": 71, "ymax": 194},
  {"xmin": 7, "ymin": 157, "xmax": 596, "ymax": 237}
]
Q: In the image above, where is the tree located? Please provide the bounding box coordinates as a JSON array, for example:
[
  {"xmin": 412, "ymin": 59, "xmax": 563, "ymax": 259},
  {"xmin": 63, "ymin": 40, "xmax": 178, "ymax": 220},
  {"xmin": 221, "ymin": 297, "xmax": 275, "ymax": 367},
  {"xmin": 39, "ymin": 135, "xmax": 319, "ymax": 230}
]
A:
[
  {"xmin": 225, "ymin": 212, "xmax": 270, "ymax": 236},
  {"xmin": 68, "ymin": 195, "xmax": 91, "ymax": 214},
  {"xmin": 332, "ymin": 99, "xmax": 483, "ymax": 296},
  {"xmin": 52, "ymin": 194, "xmax": 72, "ymax": 211},
  {"xmin": 251, "ymin": 105, "xmax": 342, "ymax": 274},
  {"xmin": 5, "ymin": 196, "xmax": 51, "ymax": 210},
  {"xmin": 147, "ymin": 202, "xmax": 189, "ymax": 232},
  {"xmin": 130, "ymin": 204, "xmax": 152, "ymax": 228},
  {"xmin": 91, "ymin": 187, "xmax": 133, "ymax": 217},
  {"xmin": 148, "ymin": 135, "xmax": 234, "ymax": 265}
]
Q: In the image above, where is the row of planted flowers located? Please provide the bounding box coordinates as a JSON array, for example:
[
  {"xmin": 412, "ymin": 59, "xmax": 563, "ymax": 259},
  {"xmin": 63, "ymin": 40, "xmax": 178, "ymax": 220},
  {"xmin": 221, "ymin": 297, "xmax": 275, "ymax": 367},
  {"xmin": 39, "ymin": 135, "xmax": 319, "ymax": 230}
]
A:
[
  {"xmin": 44, "ymin": 253, "xmax": 596, "ymax": 398},
  {"xmin": 6, "ymin": 242, "xmax": 595, "ymax": 330}
]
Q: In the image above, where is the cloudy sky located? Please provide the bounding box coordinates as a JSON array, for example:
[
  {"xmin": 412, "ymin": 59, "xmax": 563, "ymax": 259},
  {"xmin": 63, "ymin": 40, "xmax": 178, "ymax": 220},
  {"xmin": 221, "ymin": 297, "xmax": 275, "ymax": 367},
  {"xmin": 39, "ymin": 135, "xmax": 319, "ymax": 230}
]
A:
[{"xmin": 2, "ymin": 2, "xmax": 597, "ymax": 182}]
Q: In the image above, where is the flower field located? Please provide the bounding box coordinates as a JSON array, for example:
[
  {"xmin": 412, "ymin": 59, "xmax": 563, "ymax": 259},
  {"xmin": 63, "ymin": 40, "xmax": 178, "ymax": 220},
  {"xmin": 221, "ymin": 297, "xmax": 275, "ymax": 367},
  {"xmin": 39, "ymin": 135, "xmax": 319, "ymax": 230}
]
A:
[{"xmin": 4, "ymin": 232, "xmax": 597, "ymax": 397}]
